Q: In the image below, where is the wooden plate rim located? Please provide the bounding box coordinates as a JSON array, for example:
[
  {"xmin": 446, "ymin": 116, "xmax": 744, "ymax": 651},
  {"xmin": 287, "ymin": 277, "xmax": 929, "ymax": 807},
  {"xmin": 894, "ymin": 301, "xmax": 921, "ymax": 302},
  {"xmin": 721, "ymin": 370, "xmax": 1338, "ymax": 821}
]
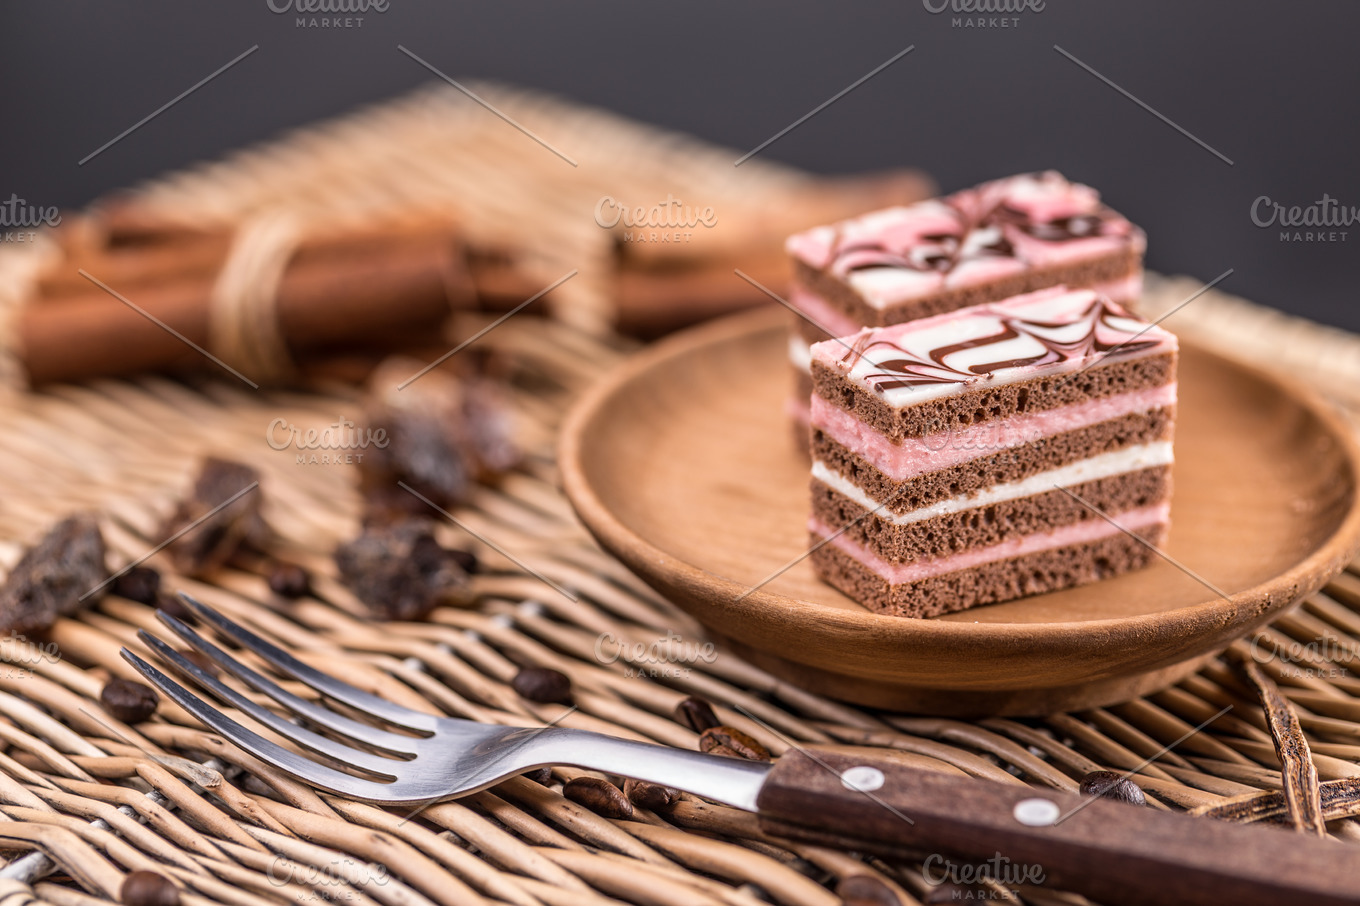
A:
[{"xmin": 560, "ymin": 307, "xmax": 1360, "ymax": 657}]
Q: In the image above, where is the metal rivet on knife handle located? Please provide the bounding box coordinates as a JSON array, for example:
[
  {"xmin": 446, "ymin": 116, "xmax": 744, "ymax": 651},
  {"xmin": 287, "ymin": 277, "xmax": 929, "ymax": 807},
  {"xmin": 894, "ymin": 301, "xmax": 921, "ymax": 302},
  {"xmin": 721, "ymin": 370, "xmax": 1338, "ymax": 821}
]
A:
[
  {"xmin": 1012, "ymin": 797, "xmax": 1060, "ymax": 827},
  {"xmin": 840, "ymin": 765, "xmax": 886, "ymax": 793}
]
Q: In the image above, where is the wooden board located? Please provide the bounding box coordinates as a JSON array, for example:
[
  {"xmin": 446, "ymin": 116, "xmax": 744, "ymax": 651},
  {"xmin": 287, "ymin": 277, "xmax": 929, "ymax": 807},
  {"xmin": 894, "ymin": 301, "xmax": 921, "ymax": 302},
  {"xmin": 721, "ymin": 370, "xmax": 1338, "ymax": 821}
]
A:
[{"xmin": 560, "ymin": 307, "xmax": 1360, "ymax": 715}]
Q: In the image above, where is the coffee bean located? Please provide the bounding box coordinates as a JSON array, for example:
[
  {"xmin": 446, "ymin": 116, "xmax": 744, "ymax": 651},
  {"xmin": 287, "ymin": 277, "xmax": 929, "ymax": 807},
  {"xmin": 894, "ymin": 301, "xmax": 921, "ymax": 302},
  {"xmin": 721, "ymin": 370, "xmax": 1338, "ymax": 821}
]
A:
[
  {"xmin": 120, "ymin": 870, "xmax": 180, "ymax": 906},
  {"xmin": 524, "ymin": 766, "xmax": 553, "ymax": 785},
  {"xmin": 512, "ymin": 666, "xmax": 573, "ymax": 705},
  {"xmin": 100, "ymin": 678, "xmax": 159, "ymax": 723},
  {"xmin": 623, "ymin": 778, "xmax": 677, "ymax": 811},
  {"xmin": 112, "ymin": 567, "xmax": 161, "ymax": 606},
  {"xmin": 266, "ymin": 561, "xmax": 311, "ymax": 598},
  {"xmin": 563, "ymin": 777, "xmax": 633, "ymax": 819},
  {"xmin": 1079, "ymin": 770, "xmax": 1147, "ymax": 806},
  {"xmin": 673, "ymin": 696, "xmax": 721, "ymax": 733},
  {"xmin": 698, "ymin": 726, "xmax": 769, "ymax": 762},
  {"xmin": 838, "ymin": 875, "xmax": 901, "ymax": 906}
]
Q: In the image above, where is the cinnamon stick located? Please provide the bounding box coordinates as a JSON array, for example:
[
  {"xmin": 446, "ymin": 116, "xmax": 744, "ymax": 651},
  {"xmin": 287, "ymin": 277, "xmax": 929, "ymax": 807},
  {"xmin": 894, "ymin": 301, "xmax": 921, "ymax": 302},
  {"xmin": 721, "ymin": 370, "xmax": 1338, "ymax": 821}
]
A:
[
  {"xmin": 612, "ymin": 252, "xmax": 787, "ymax": 339},
  {"xmin": 38, "ymin": 230, "xmax": 232, "ymax": 296},
  {"xmin": 20, "ymin": 229, "xmax": 472, "ymax": 385},
  {"xmin": 38, "ymin": 217, "xmax": 477, "ymax": 298}
]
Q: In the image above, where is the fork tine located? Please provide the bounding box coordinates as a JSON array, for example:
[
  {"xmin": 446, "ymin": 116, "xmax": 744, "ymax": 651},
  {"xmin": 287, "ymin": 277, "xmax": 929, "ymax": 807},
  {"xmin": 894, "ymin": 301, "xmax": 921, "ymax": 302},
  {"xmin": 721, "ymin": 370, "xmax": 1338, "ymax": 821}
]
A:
[
  {"xmin": 154, "ymin": 610, "xmax": 420, "ymax": 757},
  {"xmin": 121, "ymin": 648, "xmax": 405, "ymax": 802},
  {"xmin": 179, "ymin": 594, "xmax": 436, "ymax": 733},
  {"xmin": 136, "ymin": 629, "xmax": 402, "ymax": 779}
]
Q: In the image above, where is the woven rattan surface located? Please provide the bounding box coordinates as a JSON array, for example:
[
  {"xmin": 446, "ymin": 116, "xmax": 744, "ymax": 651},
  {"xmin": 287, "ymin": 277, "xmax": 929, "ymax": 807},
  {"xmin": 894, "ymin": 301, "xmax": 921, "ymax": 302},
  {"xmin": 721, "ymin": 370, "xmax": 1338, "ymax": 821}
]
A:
[{"xmin": 0, "ymin": 83, "xmax": 1358, "ymax": 906}]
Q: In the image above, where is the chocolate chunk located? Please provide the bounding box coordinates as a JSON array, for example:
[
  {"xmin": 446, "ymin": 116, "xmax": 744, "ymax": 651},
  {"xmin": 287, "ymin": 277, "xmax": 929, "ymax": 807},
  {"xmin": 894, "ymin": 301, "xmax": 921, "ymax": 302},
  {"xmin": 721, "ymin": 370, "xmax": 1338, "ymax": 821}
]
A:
[
  {"xmin": 358, "ymin": 358, "xmax": 520, "ymax": 511},
  {"xmin": 1079, "ymin": 770, "xmax": 1147, "ymax": 806},
  {"xmin": 0, "ymin": 514, "xmax": 107, "ymax": 634},
  {"xmin": 100, "ymin": 678, "xmax": 160, "ymax": 723},
  {"xmin": 120, "ymin": 870, "xmax": 180, "ymax": 906},
  {"xmin": 697, "ymin": 726, "xmax": 769, "ymax": 762},
  {"xmin": 673, "ymin": 696, "xmax": 721, "ymax": 733},
  {"xmin": 334, "ymin": 519, "xmax": 471, "ymax": 620},
  {"xmin": 155, "ymin": 591, "xmax": 192, "ymax": 622},
  {"xmin": 563, "ymin": 777, "xmax": 633, "ymax": 819},
  {"xmin": 160, "ymin": 458, "xmax": 265, "ymax": 577},
  {"xmin": 446, "ymin": 548, "xmax": 479, "ymax": 575},
  {"xmin": 512, "ymin": 666, "xmax": 573, "ymax": 705},
  {"xmin": 111, "ymin": 566, "xmax": 161, "ymax": 605},
  {"xmin": 266, "ymin": 560, "xmax": 311, "ymax": 598}
]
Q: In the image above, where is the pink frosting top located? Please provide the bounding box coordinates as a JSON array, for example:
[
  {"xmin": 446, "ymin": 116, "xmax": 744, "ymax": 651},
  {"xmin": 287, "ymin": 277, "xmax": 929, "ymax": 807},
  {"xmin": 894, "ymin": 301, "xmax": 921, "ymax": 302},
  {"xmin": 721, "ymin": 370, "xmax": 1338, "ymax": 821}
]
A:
[
  {"xmin": 809, "ymin": 287, "xmax": 1177, "ymax": 408},
  {"xmin": 785, "ymin": 171, "xmax": 1146, "ymax": 309}
]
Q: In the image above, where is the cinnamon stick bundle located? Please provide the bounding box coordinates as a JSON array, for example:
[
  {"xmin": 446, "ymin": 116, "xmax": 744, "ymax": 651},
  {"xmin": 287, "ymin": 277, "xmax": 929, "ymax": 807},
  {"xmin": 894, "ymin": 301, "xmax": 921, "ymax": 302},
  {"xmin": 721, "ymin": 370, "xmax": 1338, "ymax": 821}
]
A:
[{"xmin": 21, "ymin": 223, "xmax": 475, "ymax": 385}]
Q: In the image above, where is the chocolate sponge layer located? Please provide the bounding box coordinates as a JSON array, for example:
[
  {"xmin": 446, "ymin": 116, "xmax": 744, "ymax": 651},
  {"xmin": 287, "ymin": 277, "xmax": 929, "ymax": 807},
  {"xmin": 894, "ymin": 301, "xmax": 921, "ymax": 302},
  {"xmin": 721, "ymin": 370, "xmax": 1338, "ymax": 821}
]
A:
[
  {"xmin": 812, "ymin": 465, "xmax": 1171, "ymax": 563},
  {"xmin": 809, "ymin": 521, "xmax": 1165, "ymax": 619}
]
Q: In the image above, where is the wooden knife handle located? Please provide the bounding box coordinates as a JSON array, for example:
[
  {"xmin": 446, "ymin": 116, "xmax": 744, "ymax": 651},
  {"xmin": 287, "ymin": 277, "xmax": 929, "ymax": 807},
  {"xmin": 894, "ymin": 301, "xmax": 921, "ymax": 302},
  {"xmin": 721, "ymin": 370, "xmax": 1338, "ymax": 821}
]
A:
[{"xmin": 756, "ymin": 748, "xmax": 1358, "ymax": 906}]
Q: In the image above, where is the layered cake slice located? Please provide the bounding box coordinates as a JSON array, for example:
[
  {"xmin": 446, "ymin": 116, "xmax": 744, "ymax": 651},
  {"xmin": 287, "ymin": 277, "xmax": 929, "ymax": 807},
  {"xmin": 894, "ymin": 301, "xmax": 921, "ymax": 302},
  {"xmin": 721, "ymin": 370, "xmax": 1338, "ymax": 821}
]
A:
[
  {"xmin": 807, "ymin": 286, "xmax": 1176, "ymax": 618},
  {"xmin": 784, "ymin": 171, "xmax": 1146, "ymax": 438}
]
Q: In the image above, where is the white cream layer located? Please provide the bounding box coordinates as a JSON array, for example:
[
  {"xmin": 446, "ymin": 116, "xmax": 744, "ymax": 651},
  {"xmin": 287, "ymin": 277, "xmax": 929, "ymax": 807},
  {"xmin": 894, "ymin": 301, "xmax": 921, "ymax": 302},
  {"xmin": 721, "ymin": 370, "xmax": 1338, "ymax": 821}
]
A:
[
  {"xmin": 812, "ymin": 441, "xmax": 1173, "ymax": 526},
  {"xmin": 787, "ymin": 333, "xmax": 813, "ymax": 374}
]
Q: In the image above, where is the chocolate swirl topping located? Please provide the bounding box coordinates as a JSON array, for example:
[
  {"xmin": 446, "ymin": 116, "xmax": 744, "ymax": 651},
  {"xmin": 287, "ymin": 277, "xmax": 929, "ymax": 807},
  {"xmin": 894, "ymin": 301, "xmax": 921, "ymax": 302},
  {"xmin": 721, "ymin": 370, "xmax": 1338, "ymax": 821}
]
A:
[
  {"xmin": 990, "ymin": 204, "xmax": 1108, "ymax": 241},
  {"xmin": 841, "ymin": 297, "xmax": 1161, "ymax": 395},
  {"xmin": 827, "ymin": 175, "xmax": 1124, "ymax": 278}
]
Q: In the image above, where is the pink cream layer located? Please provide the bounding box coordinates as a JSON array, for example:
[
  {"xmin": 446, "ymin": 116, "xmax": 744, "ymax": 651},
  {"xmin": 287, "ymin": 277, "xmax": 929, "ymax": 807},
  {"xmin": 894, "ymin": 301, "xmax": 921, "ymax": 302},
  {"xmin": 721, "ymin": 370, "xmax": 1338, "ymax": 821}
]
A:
[
  {"xmin": 789, "ymin": 285, "xmax": 863, "ymax": 336},
  {"xmin": 810, "ymin": 382, "xmax": 1177, "ymax": 482},
  {"xmin": 810, "ymin": 503, "xmax": 1170, "ymax": 584}
]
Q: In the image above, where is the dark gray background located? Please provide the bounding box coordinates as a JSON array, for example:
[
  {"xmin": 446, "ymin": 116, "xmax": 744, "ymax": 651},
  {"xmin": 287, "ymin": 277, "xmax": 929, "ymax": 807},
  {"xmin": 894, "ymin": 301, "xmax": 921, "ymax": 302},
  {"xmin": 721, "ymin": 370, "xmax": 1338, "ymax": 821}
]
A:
[{"xmin": 3, "ymin": 1, "xmax": 1357, "ymax": 329}]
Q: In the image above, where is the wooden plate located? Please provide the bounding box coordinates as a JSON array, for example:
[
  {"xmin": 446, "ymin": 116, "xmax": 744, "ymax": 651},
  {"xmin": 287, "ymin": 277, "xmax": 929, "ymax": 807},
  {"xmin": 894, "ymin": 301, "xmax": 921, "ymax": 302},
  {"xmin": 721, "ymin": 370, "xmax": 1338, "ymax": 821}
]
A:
[{"xmin": 560, "ymin": 308, "xmax": 1360, "ymax": 715}]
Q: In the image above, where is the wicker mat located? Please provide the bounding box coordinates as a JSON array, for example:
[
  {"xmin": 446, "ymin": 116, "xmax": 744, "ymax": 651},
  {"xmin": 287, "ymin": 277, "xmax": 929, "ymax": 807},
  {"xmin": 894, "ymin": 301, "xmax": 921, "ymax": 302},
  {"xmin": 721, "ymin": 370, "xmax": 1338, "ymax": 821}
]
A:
[{"xmin": 0, "ymin": 83, "xmax": 1358, "ymax": 906}]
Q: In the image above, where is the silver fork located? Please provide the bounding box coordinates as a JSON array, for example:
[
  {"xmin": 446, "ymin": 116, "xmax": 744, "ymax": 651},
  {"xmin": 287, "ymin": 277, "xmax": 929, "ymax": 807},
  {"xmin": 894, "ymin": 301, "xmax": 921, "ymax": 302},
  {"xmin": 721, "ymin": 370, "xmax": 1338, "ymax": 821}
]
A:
[
  {"xmin": 122, "ymin": 595, "xmax": 770, "ymax": 808},
  {"xmin": 123, "ymin": 595, "xmax": 1360, "ymax": 906}
]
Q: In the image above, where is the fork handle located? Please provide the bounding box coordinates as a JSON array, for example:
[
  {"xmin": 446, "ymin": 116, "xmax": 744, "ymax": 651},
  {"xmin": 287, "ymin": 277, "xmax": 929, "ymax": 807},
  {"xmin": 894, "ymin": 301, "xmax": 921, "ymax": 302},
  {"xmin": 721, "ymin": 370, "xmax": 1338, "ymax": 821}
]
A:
[{"xmin": 755, "ymin": 749, "xmax": 1358, "ymax": 906}]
